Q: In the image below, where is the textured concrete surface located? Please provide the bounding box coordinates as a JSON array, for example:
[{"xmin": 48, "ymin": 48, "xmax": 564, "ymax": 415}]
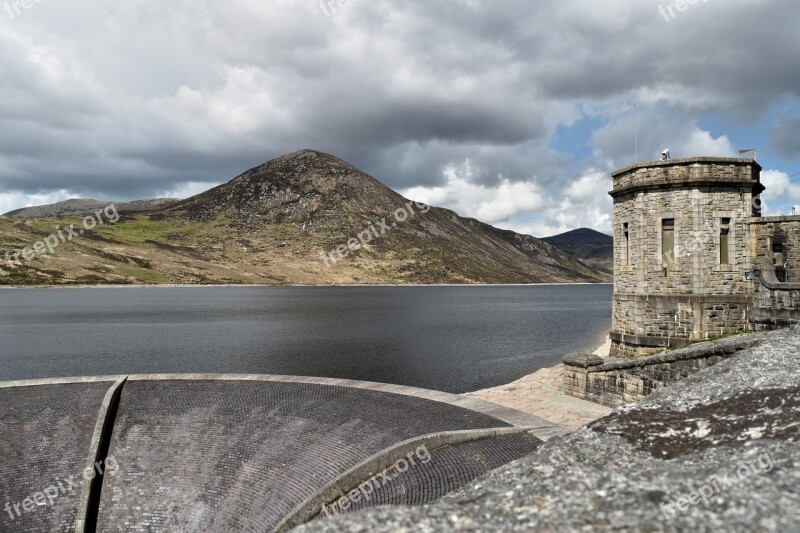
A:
[
  {"xmin": 0, "ymin": 375, "xmax": 562, "ymax": 532},
  {"xmin": 276, "ymin": 427, "xmax": 540, "ymax": 530},
  {"xmin": 0, "ymin": 381, "xmax": 113, "ymax": 533},
  {"xmin": 302, "ymin": 327, "xmax": 800, "ymax": 532},
  {"xmin": 94, "ymin": 380, "xmax": 531, "ymax": 531},
  {"xmin": 318, "ymin": 433, "xmax": 540, "ymax": 517},
  {"xmin": 122, "ymin": 373, "xmax": 566, "ymax": 437}
]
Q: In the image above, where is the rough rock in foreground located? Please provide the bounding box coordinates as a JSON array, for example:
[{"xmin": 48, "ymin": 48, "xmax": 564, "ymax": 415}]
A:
[{"xmin": 301, "ymin": 328, "xmax": 800, "ymax": 532}]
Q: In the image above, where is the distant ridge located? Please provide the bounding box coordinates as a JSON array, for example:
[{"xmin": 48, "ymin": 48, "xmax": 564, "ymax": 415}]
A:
[
  {"xmin": 4, "ymin": 198, "xmax": 179, "ymax": 218},
  {"xmin": 542, "ymin": 228, "xmax": 613, "ymax": 275}
]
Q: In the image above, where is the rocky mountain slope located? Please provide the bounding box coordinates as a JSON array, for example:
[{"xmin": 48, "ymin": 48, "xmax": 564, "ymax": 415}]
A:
[
  {"xmin": 0, "ymin": 150, "xmax": 609, "ymax": 286},
  {"xmin": 543, "ymin": 227, "xmax": 614, "ymax": 275}
]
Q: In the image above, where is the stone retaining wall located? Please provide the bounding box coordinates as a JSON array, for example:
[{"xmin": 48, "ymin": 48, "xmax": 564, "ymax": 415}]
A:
[
  {"xmin": 562, "ymin": 335, "xmax": 761, "ymax": 407},
  {"xmin": 751, "ymin": 268, "xmax": 800, "ymax": 330}
]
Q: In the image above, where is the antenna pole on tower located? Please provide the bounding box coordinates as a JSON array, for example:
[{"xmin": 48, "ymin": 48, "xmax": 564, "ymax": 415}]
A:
[{"xmin": 633, "ymin": 92, "xmax": 639, "ymax": 163}]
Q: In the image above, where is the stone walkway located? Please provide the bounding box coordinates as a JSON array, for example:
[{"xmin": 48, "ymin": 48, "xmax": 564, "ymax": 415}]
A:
[
  {"xmin": 464, "ymin": 339, "xmax": 614, "ymax": 430},
  {"xmin": 465, "ymin": 364, "xmax": 612, "ymax": 430}
]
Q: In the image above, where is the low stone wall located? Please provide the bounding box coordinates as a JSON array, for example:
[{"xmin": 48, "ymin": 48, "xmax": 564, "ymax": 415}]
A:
[{"xmin": 562, "ymin": 335, "xmax": 761, "ymax": 407}]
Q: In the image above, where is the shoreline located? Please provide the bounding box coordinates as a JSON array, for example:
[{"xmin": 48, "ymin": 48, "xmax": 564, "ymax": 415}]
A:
[
  {"xmin": 463, "ymin": 336, "xmax": 613, "ymax": 430},
  {"xmin": 0, "ymin": 282, "xmax": 613, "ymax": 290}
]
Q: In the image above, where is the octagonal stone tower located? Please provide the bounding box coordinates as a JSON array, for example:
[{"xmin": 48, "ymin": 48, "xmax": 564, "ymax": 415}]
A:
[{"xmin": 608, "ymin": 157, "xmax": 764, "ymax": 358}]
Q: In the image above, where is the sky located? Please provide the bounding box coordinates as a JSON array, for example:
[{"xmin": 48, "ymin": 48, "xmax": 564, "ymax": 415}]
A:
[{"xmin": 1, "ymin": 0, "xmax": 799, "ymax": 237}]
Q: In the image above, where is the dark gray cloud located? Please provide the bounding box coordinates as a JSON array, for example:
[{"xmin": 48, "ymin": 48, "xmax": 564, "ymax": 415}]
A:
[
  {"xmin": 772, "ymin": 116, "xmax": 800, "ymax": 159},
  {"xmin": 0, "ymin": 0, "xmax": 798, "ymax": 231}
]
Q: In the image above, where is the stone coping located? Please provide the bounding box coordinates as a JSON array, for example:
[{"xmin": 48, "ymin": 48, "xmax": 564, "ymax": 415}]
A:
[
  {"xmin": 750, "ymin": 215, "xmax": 800, "ymax": 224},
  {"xmin": 0, "ymin": 373, "xmax": 568, "ymax": 439},
  {"xmin": 612, "ymin": 156, "xmax": 761, "ymax": 177},
  {"xmin": 0, "ymin": 375, "xmax": 124, "ymax": 388},
  {"xmin": 564, "ymin": 334, "xmax": 762, "ymax": 373}
]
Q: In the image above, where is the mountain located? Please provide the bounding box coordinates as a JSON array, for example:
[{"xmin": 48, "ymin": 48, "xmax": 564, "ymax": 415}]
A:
[
  {"xmin": 4, "ymin": 198, "xmax": 178, "ymax": 217},
  {"xmin": 542, "ymin": 228, "xmax": 613, "ymax": 275},
  {"xmin": 0, "ymin": 150, "xmax": 610, "ymax": 286}
]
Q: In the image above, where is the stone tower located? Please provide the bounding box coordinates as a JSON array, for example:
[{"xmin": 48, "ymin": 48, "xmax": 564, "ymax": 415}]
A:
[{"xmin": 608, "ymin": 157, "xmax": 763, "ymax": 358}]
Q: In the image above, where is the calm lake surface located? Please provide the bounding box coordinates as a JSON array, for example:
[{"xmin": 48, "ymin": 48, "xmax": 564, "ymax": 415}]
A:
[{"xmin": 0, "ymin": 285, "xmax": 611, "ymax": 393}]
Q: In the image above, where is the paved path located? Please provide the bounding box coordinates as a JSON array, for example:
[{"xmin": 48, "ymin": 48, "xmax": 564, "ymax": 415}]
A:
[{"xmin": 465, "ymin": 364, "xmax": 613, "ymax": 430}]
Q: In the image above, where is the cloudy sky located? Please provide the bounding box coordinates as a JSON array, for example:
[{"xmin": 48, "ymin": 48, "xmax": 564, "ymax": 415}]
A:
[{"xmin": 1, "ymin": 0, "xmax": 799, "ymax": 236}]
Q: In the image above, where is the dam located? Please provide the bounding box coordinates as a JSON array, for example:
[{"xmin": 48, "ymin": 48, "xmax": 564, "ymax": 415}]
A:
[{"xmin": 0, "ymin": 374, "xmax": 565, "ymax": 532}]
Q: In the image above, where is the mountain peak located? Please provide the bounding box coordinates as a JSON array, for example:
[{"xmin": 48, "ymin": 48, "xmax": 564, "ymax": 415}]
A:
[
  {"xmin": 542, "ymin": 228, "xmax": 613, "ymax": 275},
  {"xmin": 171, "ymin": 149, "xmax": 403, "ymax": 228},
  {"xmin": 545, "ymin": 228, "xmax": 612, "ymax": 244}
]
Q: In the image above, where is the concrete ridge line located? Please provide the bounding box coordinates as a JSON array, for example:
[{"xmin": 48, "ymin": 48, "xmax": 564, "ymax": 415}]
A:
[
  {"xmin": 75, "ymin": 377, "xmax": 127, "ymax": 533},
  {"xmin": 273, "ymin": 426, "xmax": 538, "ymax": 532},
  {"xmin": 122, "ymin": 373, "xmax": 566, "ymax": 432},
  {"xmin": 0, "ymin": 373, "xmax": 570, "ymax": 436},
  {"xmin": 0, "ymin": 375, "xmax": 126, "ymax": 388}
]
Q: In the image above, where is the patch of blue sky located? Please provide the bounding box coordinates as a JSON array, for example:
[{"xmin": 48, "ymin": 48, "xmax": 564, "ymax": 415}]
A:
[{"xmin": 549, "ymin": 115, "xmax": 607, "ymax": 162}]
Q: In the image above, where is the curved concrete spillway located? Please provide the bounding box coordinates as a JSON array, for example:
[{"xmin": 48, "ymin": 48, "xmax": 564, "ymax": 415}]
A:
[{"xmin": 0, "ymin": 375, "xmax": 563, "ymax": 532}]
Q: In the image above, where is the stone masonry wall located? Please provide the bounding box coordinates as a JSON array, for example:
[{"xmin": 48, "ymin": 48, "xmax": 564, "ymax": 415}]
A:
[
  {"xmin": 610, "ymin": 158, "xmax": 761, "ymax": 349},
  {"xmin": 747, "ymin": 218, "xmax": 800, "ymax": 329},
  {"xmin": 751, "ymin": 268, "xmax": 800, "ymax": 330},
  {"xmin": 750, "ymin": 216, "xmax": 800, "ymax": 282},
  {"xmin": 611, "ymin": 295, "xmax": 750, "ymax": 341},
  {"xmin": 613, "ymin": 186, "xmax": 753, "ymax": 297},
  {"xmin": 563, "ymin": 335, "xmax": 761, "ymax": 407},
  {"xmin": 608, "ymin": 340, "xmax": 664, "ymax": 359}
]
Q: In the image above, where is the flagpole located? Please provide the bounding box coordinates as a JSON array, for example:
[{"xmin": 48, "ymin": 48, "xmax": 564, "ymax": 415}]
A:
[{"xmin": 634, "ymin": 91, "xmax": 639, "ymax": 163}]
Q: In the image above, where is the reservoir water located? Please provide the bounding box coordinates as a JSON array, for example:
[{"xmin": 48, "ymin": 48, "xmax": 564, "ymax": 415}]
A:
[{"xmin": 0, "ymin": 285, "xmax": 611, "ymax": 393}]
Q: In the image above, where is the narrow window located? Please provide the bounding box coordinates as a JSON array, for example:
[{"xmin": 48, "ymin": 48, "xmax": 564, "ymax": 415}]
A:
[
  {"xmin": 662, "ymin": 218, "xmax": 675, "ymax": 266},
  {"xmin": 623, "ymin": 222, "xmax": 630, "ymax": 266},
  {"xmin": 772, "ymin": 241, "xmax": 784, "ymax": 267},
  {"xmin": 773, "ymin": 238, "xmax": 787, "ymax": 282},
  {"xmin": 719, "ymin": 218, "xmax": 731, "ymax": 265},
  {"xmin": 772, "ymin": 242, "xmax": 783, "ymax": 266}
]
